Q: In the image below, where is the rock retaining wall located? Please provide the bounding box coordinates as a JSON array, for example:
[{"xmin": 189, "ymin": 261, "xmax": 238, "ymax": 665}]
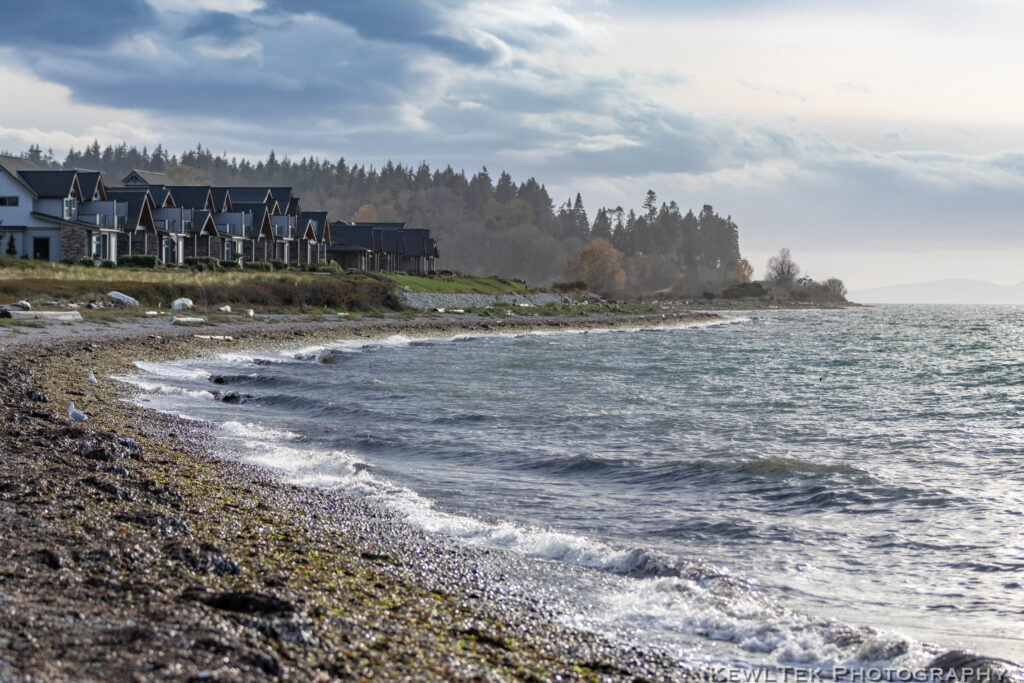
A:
[{"xmin": 402, "ymin": 291, "xmax": 569, "ymax": 311}]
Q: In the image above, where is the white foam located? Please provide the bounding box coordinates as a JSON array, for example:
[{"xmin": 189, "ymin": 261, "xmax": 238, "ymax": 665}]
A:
[
  {"xmin": 116, "ymin": 376, "xmax": 215, "ymax": 399},
  {"xmin": 569, "ymin": 577, "xmax": 932, "ymax": 671},
  {"xmin": 132, "ymin": 361, "xmax": 210, "ymax": 380},
  {"xmin": 220, "ymin": 420, "xmax": 302, "ymax": 442}
]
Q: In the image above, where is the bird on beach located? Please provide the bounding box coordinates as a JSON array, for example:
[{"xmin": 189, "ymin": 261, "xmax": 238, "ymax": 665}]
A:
[
  {"xmin": 68, "ymin": 402, "xmax": 88, "ymax": 422},
  {"xmin": 88, "ymin": 371, "xmax": 97, "ymax": 384}
]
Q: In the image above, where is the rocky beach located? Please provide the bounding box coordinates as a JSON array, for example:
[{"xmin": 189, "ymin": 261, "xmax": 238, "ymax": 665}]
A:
[{"xmin": 0, "ymin": 313, "xmax": 717, "ymax": 681}]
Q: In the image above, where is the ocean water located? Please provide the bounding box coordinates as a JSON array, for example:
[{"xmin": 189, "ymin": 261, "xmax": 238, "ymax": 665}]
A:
[{"xmin": 122, "ymin": 306, "xmax": 1024, "ymax": 671}]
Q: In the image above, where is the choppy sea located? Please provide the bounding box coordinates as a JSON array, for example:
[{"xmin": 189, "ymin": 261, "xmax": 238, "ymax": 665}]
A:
[{"xmin": 121, "ymin": 305, "xmax": 1024, "ymax": 672}]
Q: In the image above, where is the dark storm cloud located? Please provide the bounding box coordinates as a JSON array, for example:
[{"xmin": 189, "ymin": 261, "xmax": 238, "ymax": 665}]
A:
[
  {"xmin": 182, "ymin": 11, "xmax": 258, "ymax": 39},
  {"xmin": 258, "ymin": 0, "xmax": 497, "ymax": 65},
  {"xmin": 0, "ymin": 0, "xmax": 155, "ymax": 48}
]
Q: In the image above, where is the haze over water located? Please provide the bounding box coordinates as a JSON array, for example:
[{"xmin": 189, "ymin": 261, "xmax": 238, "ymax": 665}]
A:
[{"xmin": 126, "ymin": 306, "xmax": 1024, "ymax": 668}]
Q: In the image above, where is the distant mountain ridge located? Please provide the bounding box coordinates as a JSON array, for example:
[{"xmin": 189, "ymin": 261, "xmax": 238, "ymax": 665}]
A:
[{"xmin": 850, "ymin": 278, "xmax": 1024, "ymax": 304}]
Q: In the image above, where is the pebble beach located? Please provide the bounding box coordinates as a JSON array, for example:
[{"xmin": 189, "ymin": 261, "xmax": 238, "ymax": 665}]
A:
[{"xmin": 0, "ymin": 313, "xmax": 718, "ymax": 681}]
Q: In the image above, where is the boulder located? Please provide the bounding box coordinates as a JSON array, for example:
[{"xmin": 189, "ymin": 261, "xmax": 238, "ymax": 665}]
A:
[
  {"xmin": 218, "ymin": 305, "xmax": 231, "ymax": 313},
  {"xmin": 171, "ymin": 298, "xmax": 193, "ymax": 311},
  {"xmin": 107, "ymin": 291, "xmax": 139, "ymax": 307}
]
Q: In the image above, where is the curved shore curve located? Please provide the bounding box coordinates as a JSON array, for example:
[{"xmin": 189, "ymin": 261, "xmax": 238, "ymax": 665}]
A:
[{"xmin": 0, "ymin": 313, "xmax": 718, "ymax": 681}]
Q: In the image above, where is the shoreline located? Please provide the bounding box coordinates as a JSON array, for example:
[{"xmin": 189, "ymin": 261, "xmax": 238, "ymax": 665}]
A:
[{"xmin": 0, "ymin": 312, "xmax": 719, "ymax": 681}]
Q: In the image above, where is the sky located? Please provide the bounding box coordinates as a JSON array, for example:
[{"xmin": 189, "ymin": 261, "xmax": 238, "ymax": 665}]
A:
[{"xmin": 1, "ymin": 0, "xmax": 1023, "ymax": 289}]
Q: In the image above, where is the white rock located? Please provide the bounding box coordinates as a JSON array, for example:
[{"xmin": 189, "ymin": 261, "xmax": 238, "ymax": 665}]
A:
[
  {"xmin": 245, "ymin": 309, "xmax": 255, "ymax": 318},
  {"xmin": 218, "ymin": 305, "xmax": 231, "ymax": 313},
  {"xmin": 107, "ymin": 291, "xmax": 139, "ymax": 307},
  {"xmin": 171, "ymin": 316, "xmax": 206, "ymax": 325},
  {"xmin": 145, "ymin": 311, "xmax": 160, "ymax": 316},
  {"xmin": 171, "ymin": 298, "xmax": 193, "ymax": 311},
  {"xmin": 14, "ymin": 300, "xmax": 31, "ymax": 310}
]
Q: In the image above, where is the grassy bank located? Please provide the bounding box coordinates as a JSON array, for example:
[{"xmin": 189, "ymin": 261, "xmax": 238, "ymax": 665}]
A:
[
  {"xmin": 0, "ymin": 259, "xmax": 539, "ymax": 313},
  {"xmin": 379, "ymin": 272, "xmax": 531, "ymax": 294}
]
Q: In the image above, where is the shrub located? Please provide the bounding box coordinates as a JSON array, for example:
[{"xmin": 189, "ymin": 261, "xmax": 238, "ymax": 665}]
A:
[
  {"xmin": 269, "ymin": 259, "xmax": 289, "ymax": 271},
  {"xmin": 220, "ymin": 260, "xmax": 241, "ymax": 270},
  {"xmin": 702, "ymin": 291, "xmax": 715, "ymax": 300},
  {"xmin": 184, "ymin": 256, "xmax": 221, "ymax": 272},
  {"xmin": 77, "ymin": 258, "xmax": 95, "ymax": 267},
  {"xmin": 60, "ymin": 258, "xmax": 76, "ymax": 266},
  {"xmin": 551, "ymin": 280, "xmax": 587, "ymax": 293},
  {"xmin": 243, "ymin": 261, "xmax": 273, "ymax": 271},
  {"xmin": 119, "ymin": 254, "xmax": 158, "ymax": 268},
  {"xmin": 100, "ymin": 260, "xmax": 117, "ymax": 269}
]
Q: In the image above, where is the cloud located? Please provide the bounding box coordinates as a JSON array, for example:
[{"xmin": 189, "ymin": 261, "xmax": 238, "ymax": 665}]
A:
[{"xmin": 0, "ymin": 0, "xmax": 156, "ymax": 49}]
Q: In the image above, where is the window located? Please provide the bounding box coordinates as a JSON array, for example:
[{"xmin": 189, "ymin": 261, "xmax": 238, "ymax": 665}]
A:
[
  {"xmin": 91, "ymin": 234, "xmax": 107, "ymax": 260},
  {"xmin": 63, "ymin": 197, "xmax": 77, "ymax": 220},
  {"xmin": 0, "ymin": 196, "xmax": 19, "ymax": 206}
]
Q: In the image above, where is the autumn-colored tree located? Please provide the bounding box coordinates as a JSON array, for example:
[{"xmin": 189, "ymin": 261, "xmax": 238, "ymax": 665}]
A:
[
  {"xmin": 352, "ymin": 204, "xmax": 378, "ymax": 222},
  {"xmin": 565, "ymin": 237, "xmax": 626, "ymax": 295},
  {"xmin": 376, "ymin": 204, "xmax": 399, "ymax": 222},
  {"xmin": 731, "ymin": 258, "xmax": 754, "ymax": 283},
  {"xmin": 165, "ymin": 164, "xmax": 203, "ymax": 185}
]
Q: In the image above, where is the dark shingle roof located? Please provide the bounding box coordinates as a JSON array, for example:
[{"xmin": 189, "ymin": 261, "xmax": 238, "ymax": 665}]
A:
[
  {"xmin": 105, "ymin": 188, "xmax": 153, "ymax": 232},
  {"xmin": 352, "ymin": 222, "xmax": 406, "ymax": 229},
  {"xmin": 210, "ymin": 187, "xmax": 231, "ymax": 212},
  {"xmin": 231, "ymin": 203, "xmax": 272, "ymax": 239},
  {"xmin": 401, "ymin": 229, "xmax": 431, "ymax": 257},
  {"xmin": 294, "ymin": 216, "xmax": 314, "ymax": 239},
  {"xmin": 127, "ymin": 184, "xmax": 172, "ymax": 207},
  {"xmin": 74, "ymin": 171, "xmax": 104, "ymax": 200},
  {"xmin": 122, "ymin": 169, "xmax": 169, "ymax": 185},
  {"xmin": 17, "ymin": 171, "xmax": 79, "ymax": 198},
  {"xmin": 329, "ymin": 223, "xmax": 374, "ymax": 250},
  {"xmin": 269, "ymin": 187, "xmax": 292, "ymax": 207},
  {"xmin": 285, "ymin": 197, "xmax": 300, "ymax": 217},
  {"xmin": 107, "ymin": 187, "xmax": 155, "ymax": 211},
  {"xmin": 167, "ymin": 186, "xmax": 213, "ymax": 211},
  {"xmin": 223, "ymin": 187, "xmax": 271, "ymax": 204},
  {"xmin": 302, "ymin": 211, "xmax": 328, "ymax": 241},
  {"xmin": 191, "ymin": 210, "xmax": 218, "ymax": 236},
  {"xmin": 378, "ymin": 229, "xmax": 401, "ymax": 253}
]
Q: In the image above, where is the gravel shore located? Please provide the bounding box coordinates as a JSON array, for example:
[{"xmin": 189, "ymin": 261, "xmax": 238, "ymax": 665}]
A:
[{"xmin": 0, "ymin": 312, "xmax": 719, "ymax": 681}]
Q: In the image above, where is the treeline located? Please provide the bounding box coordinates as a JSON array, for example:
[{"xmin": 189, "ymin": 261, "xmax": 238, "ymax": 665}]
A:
[{"xmin": 15, "ymin": 142, "xmax": 748, "ymax": 290}]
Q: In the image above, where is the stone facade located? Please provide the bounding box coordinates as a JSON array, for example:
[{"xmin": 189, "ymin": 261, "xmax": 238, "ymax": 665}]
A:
[{"xmin": 60, "ymin": 224, "xmax": 89, "ymax": 261}]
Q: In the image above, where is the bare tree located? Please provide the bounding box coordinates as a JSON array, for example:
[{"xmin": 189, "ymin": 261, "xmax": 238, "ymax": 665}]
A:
[
  {"xmin": 765, "ymin": 248, "xmax": 800, "ymax": 287},
  {"xmin": 823, "ymin": 277, "xmax": 847, "ymax": 301}
]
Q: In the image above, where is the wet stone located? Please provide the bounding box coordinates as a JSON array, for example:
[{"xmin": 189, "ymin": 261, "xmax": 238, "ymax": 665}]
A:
[{"xmin": 187, "ymin": 590, "xmax": 295, "ymax": 615}]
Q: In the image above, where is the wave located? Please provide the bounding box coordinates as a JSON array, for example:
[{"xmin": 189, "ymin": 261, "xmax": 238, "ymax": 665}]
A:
[{"xmin": 198, "ymin": 426, "xmax": 932, "ymax": 673}]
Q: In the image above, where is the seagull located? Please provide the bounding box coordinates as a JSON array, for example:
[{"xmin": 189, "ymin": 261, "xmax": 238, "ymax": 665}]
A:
[
  {"xmin": 88, "ymin": 371, "xmax": 97, "ymax": 384},
  {"xmin": 68, "ymin": 402, "xmax": 88, "ymax": 422}
]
